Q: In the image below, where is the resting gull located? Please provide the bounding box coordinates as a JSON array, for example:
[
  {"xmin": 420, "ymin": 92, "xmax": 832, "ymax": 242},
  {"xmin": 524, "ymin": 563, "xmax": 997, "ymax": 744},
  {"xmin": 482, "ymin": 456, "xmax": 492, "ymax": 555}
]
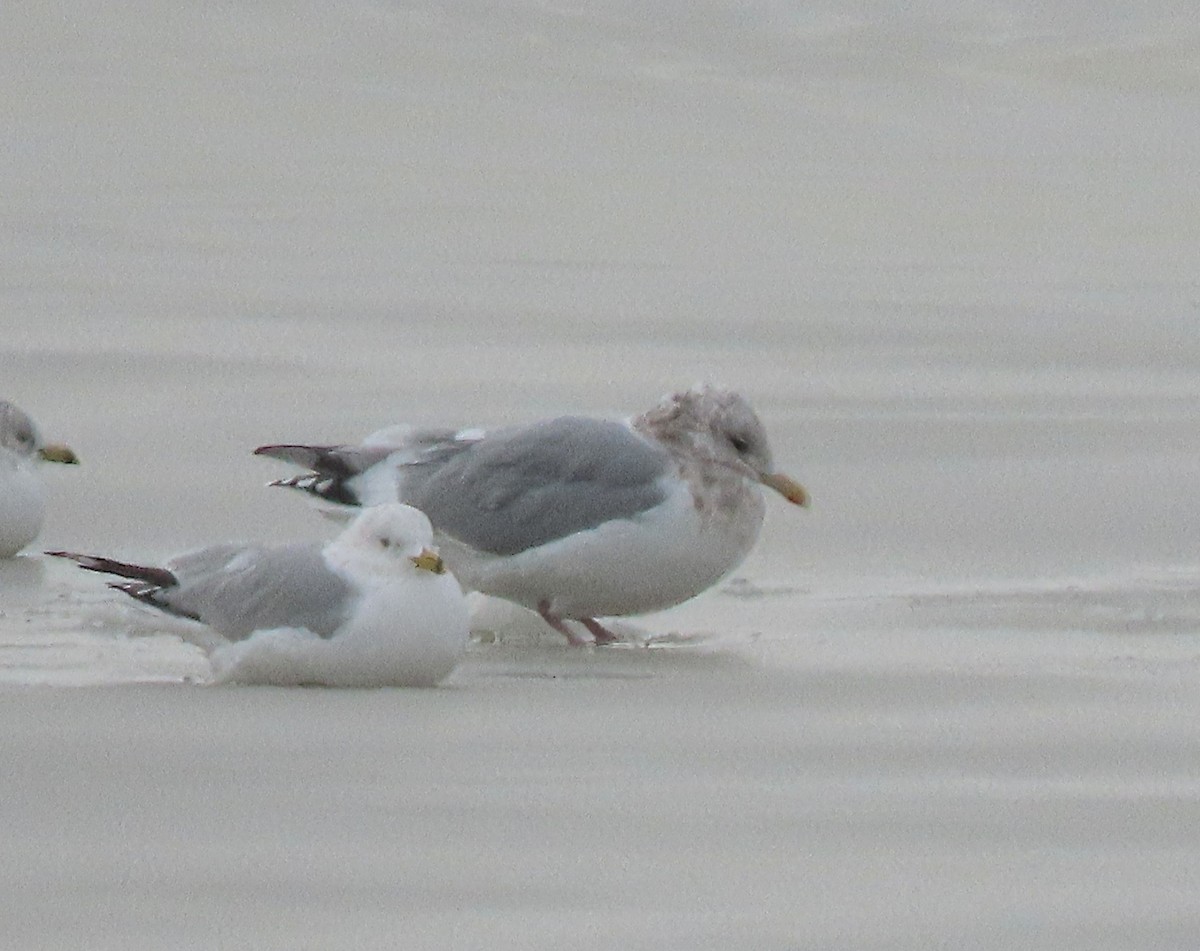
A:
[
  {"xmin": 0, "ymin": 400, "xmax": 78, "ymax": 558},
  {"xmin": 48, "ymin": 503, "xmax": 469, "ymax": 687},
  {"xmin": 254, "ymin": 385, "xmax": 808, "ymax": 645}
]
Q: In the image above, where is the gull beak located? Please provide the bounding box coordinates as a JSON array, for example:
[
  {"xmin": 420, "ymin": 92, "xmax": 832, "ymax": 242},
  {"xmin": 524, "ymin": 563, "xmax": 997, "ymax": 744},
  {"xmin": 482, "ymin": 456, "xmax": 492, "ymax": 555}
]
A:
[
  {"xmin": 760, "ymin": 471, "xmax": 810, "ymax": 508},
  {"xmin": 38, "ymin": 443, "xmax": 79, "ymax": 465},
  {"xmin": 410, "ymin": 548, "xmax": 446, "ymax": 574}
]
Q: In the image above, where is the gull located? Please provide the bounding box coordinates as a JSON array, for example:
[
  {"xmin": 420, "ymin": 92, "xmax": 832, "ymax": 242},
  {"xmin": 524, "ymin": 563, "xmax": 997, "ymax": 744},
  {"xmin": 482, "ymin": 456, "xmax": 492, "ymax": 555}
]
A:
[
  {"xmin": 0, "ymin": 400, "xmax": 78, "ymax": 558},
  {"xmin": 48, "ymin": 503, "xmax": 469, "ymax": 687},
  {"xmin": 255, "ymin": 384, "xmax": 808, "ymax": 645}
]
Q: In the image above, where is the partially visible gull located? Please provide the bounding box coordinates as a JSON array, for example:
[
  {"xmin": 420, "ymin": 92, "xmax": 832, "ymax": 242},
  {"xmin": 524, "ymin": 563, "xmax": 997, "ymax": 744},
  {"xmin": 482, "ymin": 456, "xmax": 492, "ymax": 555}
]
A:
[
  {"xmin": 255, "ymin": 384, "xmax": 808, "ymax": 645},
  {"xmin": 48, "ymin": 503, "xmax": 469, "ymax": 687},
  {"xmin": 0, "ymin": 400, "xmax": 78, "ymax": 558}
]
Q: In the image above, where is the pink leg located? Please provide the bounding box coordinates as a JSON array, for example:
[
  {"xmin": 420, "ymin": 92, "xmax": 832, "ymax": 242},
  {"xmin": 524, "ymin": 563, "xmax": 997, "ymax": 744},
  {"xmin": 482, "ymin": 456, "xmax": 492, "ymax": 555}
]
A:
[
  {"xmin": 579, "ymin": 617, "xmax": 622, "ymax": 646},
  {"xmin": 537, "ymin": 601, "xmax": 591, "ymax": 646},
  {"xmin": 536, "ymin": 602, "xmax": 622, "ymax": 646}
]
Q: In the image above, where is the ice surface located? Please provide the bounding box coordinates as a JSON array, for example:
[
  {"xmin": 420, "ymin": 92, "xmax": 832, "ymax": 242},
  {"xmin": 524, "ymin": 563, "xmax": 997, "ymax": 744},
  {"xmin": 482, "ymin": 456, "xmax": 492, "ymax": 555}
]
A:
[{"xmin": 2, "ymin": 1, "xmax": 1199, "ymax": 947}]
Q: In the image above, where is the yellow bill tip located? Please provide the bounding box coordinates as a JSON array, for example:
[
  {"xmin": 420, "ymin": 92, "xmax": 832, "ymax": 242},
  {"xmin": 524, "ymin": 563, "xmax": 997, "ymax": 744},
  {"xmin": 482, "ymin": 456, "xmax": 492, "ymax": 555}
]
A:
[
  {"xmin": 38, "ymin": 444, "xmax": 79, "ymax": 465},
  {"xmin": 760, "ymin": 471, "xmax": 809, "ymax": 508},
  {"xmin": 410, "ymin": 548, "xmax": 446, "ymax": 574}
]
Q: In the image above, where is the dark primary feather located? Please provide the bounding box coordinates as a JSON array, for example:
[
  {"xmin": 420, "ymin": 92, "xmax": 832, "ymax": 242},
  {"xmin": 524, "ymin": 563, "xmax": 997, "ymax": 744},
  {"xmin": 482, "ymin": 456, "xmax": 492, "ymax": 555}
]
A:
[
  {"xmin": 253, "ymin": 444, "xmax": 377, "ymax": 475},
  {"xmin": 46, "ymin": 551, "xmax": 179, "ymax": 589},
  {"xmin": 254, "ymin": 443, "xmax": 395, "ymax": 506},
  {"xmin": 46, "ymin": 550, "xmax": 197, "ymax": 620}
]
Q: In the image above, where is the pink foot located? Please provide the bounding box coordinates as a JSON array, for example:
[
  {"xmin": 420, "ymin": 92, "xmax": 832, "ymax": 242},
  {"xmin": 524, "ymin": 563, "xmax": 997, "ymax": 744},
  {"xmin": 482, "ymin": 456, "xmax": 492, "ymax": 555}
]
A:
[
  {"xmin": 537, "ymin": 602, "xmax": 621, "ymax": 646},
  {"xmin": 579, "ymin": 618, "xmax": 622, "ymax": 646},
  {"xmin": 537, "ymin": 601, "xmax": 590, "ymax": 646}
]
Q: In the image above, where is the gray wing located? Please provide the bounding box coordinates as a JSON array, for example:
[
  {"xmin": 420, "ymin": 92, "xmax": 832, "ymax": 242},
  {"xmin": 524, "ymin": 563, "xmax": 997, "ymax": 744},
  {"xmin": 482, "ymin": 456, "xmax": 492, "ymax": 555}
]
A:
[
  {"xmin": 166, "ymin": 543, "xmax": 357, "ymax": 640},
  {"xmin": 402, "ymin": 416, "xmax": 673, "ymax": 556}
]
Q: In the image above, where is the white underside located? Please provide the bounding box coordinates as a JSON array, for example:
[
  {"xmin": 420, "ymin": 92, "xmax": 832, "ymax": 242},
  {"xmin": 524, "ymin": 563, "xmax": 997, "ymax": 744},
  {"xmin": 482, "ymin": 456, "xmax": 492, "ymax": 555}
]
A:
[
  {"xmin": 208, "ymin": 573, "xmax": 470, "ymax": 687},
  {"xmin": 0, "ymin": 458, "xmax": 46, "ymax": 559},
  {"xmin": 437, "ymin": 477, "xmax": 766, "ymax": 619}
]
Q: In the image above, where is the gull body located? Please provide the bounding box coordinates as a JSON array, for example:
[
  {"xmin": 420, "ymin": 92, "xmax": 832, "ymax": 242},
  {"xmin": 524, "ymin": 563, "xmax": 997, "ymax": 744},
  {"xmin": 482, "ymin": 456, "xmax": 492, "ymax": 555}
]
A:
[
  {"xmin": 49, "ymin": 503, "xmax": 469, "ymax": 687},
  {"xmin": 0, "ymin": 400, "xmax": 78, "ymax": 558}
]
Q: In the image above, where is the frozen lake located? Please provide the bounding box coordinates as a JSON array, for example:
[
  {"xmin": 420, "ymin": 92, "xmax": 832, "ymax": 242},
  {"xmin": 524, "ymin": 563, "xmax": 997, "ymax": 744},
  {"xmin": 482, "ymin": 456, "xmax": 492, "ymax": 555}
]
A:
[{"xmin": 3, "ymin": 1, "xmax": 1200, "ymax": 947}]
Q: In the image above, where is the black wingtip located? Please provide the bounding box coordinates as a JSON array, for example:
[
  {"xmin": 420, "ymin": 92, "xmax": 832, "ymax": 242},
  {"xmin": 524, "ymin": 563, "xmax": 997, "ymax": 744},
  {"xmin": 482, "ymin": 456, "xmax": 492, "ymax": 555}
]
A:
[
  {"xmin": 253, "ymin": 442, "xmax": 377, "ymax": 507},
  {"xmin": 106, "ymin": 581, "xmax": 202, "ymax": 622},
  {"xmin": 253, "ymin": 443, "xmax": 294, "ymax": 458},
  {"xmin": 45, "ymin": 551, "xmax": 179, "ymax": 588},
  {"xmin": 253, "ymin": 443, "xmax": 337, "ymax": 466}
]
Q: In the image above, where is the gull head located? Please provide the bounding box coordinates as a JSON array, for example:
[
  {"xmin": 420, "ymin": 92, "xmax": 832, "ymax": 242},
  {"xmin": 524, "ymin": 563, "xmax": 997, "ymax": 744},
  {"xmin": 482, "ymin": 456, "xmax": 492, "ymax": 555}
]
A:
[
  {"xmin": 332, "ymin": 502, "xmax": 449, "ymax": 579},
  {"xmin": 0, "ymin": 401, "xmax": 78, "ymax": 465},
  {"xmin": 644, "ymin": 384, "xmax": 810, "ymax": 508}
]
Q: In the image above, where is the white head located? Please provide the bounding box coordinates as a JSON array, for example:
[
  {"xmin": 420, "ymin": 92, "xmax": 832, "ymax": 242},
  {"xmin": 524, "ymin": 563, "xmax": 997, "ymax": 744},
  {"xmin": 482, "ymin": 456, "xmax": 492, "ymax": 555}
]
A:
[
  {"xmin": 328, "ymin": 503, "xmax": 448, "ymax": 581},
  {"xmin": 0, "ymin": 401, "xmax": 78, "ymax": 465}
]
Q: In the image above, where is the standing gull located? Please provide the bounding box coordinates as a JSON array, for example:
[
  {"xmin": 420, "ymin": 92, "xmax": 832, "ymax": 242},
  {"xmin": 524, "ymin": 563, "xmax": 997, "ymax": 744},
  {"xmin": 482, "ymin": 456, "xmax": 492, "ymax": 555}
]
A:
[
  {"xmin": 255, "ymin": 385, "xmax": 808, "ymax": 645},
  {"xmin": 48, "ymin": 503, "xmax": 469, "ymax": 687},
  {"xmin": 0, "ymin": 400, "xmax": 78, "ymax": 558}
]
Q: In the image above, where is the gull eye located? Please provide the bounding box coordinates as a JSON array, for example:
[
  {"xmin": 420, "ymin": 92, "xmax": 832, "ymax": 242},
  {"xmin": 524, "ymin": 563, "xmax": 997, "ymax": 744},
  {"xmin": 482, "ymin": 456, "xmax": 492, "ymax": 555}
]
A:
[
  {"xmin": 379, "ymin": 537, "xmax": 392, "ymax": 549},
  {"xmin": 728, "ymin": 434, "xmax": 751, "ymax": 455}
]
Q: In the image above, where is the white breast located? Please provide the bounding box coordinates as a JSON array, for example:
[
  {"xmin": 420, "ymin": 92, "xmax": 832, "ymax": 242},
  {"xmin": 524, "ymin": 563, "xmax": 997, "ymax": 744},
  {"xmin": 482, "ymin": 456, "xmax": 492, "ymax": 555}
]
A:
[
  {"xmin": 0, "ymin": 458, "xmax": 46, "ymax": 558},
  {"xmin": 328, "ymin": 576, "xmax": 470, "ymax": 686}
]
